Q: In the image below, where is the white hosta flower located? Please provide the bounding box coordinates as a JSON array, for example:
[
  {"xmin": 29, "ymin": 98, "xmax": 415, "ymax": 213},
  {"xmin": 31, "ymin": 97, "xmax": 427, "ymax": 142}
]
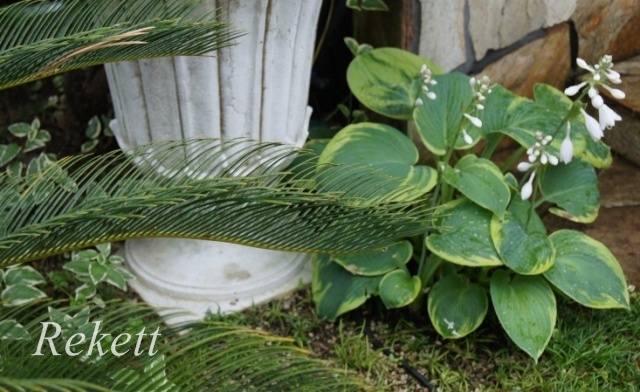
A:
[
  {"xmin": 599, "ymin": 103, "xmax": 622, "ymax": 130},
  {"xmin": 564, "ymin": 55, "xmax": 625, "ymax": 115},
  {"xmin": 560, "ymin": 123, "xmax": 573, "ymax": 163},
  {"xmin": 517, "ymin": 162, "xmax": 533, "ymax": 172},
  {"xmin": 602, "ymin": 84, "xmax": 625, "ymax": 99},
  {"xmin": 414, "ymin": 97, "xmax": 424, "ymax": 107},
  {"xmin": 564, "ymin": 82, "xmax": 586, "ymax": 96},
  {"xmin": 580, "ymin": 108, "xmax": 604, "ymax": 141},
  {"xmin": 588, "ymin": 87, "xmax": 604, "ymax": 109},
  {"xmin": 576, "ymin": 58, "xmax": 595, "ymax": 73},
  {"xmin": 464, "ymin": 113, "xmax": 482, "ymax": 128},
  {"xmin": 420, "ymin": 64, "xmax": 437, "ymax": 100},
  {"xmin": 521, "ymin": 172, "xmax": 536, "ymax": 201},
  {"xmin": 461, "ymin": 129, "xmax": 473, "ymax": 145}
]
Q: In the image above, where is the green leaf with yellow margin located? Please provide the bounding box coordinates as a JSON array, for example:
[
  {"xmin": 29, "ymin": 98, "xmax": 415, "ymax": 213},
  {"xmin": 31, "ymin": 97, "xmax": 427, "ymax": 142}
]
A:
[
  {"xmin": 318, "ymin": 123, "xmax": 437, "ymax": 201},
  {"xmin": 533, "ymin": 83, "xmax": 612, "ymax": 169},
  {"xmin": 347, "ymin": 48, "xmax": 442, "ymax": 120},
  {"xmin": 413, "ymin": 73, "xmax": 479, "ymax": 155},
  {"xmin": 539, "ymin": 159, "xmax": 600, "ymax": 223},
  {"xmin": 334, "ymin": 241, "xmax": 412, "ymax": 276},
  {"xmin": 426, "ymin": 199, "xmax": 502, "ymax": 267},
  {"xmin": 478, "ymin": 86, "xmax": 586, "ymax": 158},
  {"xmin": 490, "ymin": 196, "xmax": 555, "ymax": 275},
  {"xmin": 490, "ymin": 270, "xmax": 556, "ymax": 362},
  {"xmin": 312, "ymin": 254, "xmax": 382, "ymax": 321},
  {"xmin": 379, "ymin": 270, "xmax": 420, "ymax": 309},
  {"xmin": 428, "ymin": 274, "xmax": 488, "ymax": 339},
  {"xmin": 442, "ymin": 155, "xmax": 510, "ymax": 219},
  {"xmin": 545, "ymin": 230, "xmax": 629, "ymax": 309}
]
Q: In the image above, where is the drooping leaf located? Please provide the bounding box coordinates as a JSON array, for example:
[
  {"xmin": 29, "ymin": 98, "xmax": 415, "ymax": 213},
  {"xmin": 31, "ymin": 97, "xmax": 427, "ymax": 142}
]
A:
[
  {"xmin": 426, "ymin": 199, "xmax": 502, "ymax": 267},
  {"xmin": 428, "ymin": 273, "xmax": 488, "ymax": 339},
  {"xmin": 312, "ymin": 254, "xmax": 382, "ymax": 320},
  {"xmin": 545, "ymin": 230, "xmax": 629, "ymax": 309},
  {"xmin": 333, "ymin": 240, "xmax": 412, "ymax": 276},
  {"xmin": 0, "ymin": 0, "xmax": 242, "ymax": 90},
  {"xmin": 442, "ymin": 155, "xmax": 510, "ymax": 219},
  {"xmin": 0, "ymin": 319, "xmax": 30, "ymax": 341},
  {"xmin": 490, "ymin": 270, "xmax": 556, "ymax": 362},
  {"xmin": 540, "ymin": 159, "xmax": 600, "ymax": 223},
  {"xmin": 347, "ymin": 48, "xmax": 442, "ymax": 120},
  {"xmin": 413, "ymin": 73, "xmax": 480, "ymax": 155},
  {"xmin": 378, "ymin": 269, "xmax": 420, "ymax": 309}
]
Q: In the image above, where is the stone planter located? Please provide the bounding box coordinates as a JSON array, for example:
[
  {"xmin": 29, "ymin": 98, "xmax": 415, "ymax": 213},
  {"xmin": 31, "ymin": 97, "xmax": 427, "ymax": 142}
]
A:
[{"xmin": 104, "ymin": 0, "xmax": 322, "ymax": 320}]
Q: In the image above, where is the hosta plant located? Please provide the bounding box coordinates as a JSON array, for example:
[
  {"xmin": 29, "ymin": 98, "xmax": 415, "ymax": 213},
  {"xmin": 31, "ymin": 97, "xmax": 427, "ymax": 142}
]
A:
[{"xmin": 311, "ymin": 43, "xmax": 630, "ymax": 361}]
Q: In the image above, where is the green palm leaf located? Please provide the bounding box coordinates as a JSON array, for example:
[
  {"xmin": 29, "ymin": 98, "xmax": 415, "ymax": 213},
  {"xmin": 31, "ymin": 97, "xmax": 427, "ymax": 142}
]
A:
[
  {"xmin": 0, "ymin": 139, "xmax": 430, "ymax": 267},
  {"xmin": 0, "ymin": 300, "xmax": 371, "ymax": 391},
  {"xmin": 0, "ymin": 0, "xmax": 241, "ymax": 89}
]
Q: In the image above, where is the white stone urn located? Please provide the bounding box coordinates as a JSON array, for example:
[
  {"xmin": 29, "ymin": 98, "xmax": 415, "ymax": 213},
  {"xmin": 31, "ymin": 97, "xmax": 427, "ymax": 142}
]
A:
[{"xmin": 104, "ymin": 0, "xmax": 322, "ymax": 320}]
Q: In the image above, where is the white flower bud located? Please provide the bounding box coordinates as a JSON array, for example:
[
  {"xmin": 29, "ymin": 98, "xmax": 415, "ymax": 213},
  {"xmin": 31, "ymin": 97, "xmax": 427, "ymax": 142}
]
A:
[
  {"xmin": 470, "ymin": 77, "xmax": 476, "ymax": 88},
  {"xmin": 462, "ymin": 129, "xmax": 473, "ymax": 145},
  {"xmin": 560, "ymin": 124, "xmax": 573, "ymax": 163},
  {"xmin": 521, "ymin": 172, "xmax": 536, "ymax": 201},
  {"xmin": 427, "ymin": 91, "xmax": 437, "ymax": 100},
  {"xmin": 517, "ymin": 162, "xmax": 532, "ymax": 172},
  {"xmin": 581, "ymin": 108, "xmax": 604, "ymax": 141},
  {"xmin": 547, "ymin": 153, "xmax": 559, "ymax": 166},
  {"xmin": 476, "ymin": 104, "xmax": 484, "ymax": 110},
  {"xmin": 603, "ymin": 84, "xmax": 626, "ymax": 99},
  {"xmin": 464, "ymin": 113, "xmax": 482, "ymax": 128},
  {"xmin": 564, "ymin": 82, "xmax": 586, "ymax": 96},
  {"xmin": 414, "ymin": 97, "xmax": 424, "ymax": 107},
  {"xmin": 577, "ymin": 58, "xmax": 594, "ymax": 73},
  {"xmin": 591, "ymin": 94, "xmax": 604, "ymax": 109}
]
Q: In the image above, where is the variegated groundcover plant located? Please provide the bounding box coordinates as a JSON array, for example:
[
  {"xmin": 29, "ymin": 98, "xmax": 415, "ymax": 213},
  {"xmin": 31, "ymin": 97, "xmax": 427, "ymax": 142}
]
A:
[{"xmin": 311, "ymin": 43, "xmax": 630, "ymax": 362}]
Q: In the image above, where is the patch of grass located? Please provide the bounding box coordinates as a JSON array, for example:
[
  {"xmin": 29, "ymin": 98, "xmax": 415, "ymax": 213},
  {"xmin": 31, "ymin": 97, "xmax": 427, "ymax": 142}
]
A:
[{"xmin": 216, "ymin": 289, "xmax": 640, "ymax": 391}]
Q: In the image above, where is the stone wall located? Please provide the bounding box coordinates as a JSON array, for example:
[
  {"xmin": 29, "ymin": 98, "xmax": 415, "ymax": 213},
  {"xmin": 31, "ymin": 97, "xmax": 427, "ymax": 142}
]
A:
[{"xmin": 416, "ymin": 0, "xmax": 640, "ymax": 162}]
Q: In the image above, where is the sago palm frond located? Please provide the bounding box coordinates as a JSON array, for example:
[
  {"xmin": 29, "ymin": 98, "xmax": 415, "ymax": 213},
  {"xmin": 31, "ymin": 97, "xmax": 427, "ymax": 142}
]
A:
[
  {"xmin": 0, "ymin": 139, "xmax": 430, "ymax": 267},
  {"xmin": 0, "ymin": 0, "xmax": 241, "ymax": 89},
  {"xmin": 0, "ymin": 300, "xmax": 372, "ymax": 391}
]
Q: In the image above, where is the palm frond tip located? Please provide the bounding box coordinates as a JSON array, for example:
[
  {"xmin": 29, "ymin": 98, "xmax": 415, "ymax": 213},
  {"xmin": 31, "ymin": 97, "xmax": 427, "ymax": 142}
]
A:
[
  {"xmin": 0, "ymin": 0, "xmax": 242, "ymax": 90},
  {"xmin": 0, "ymin": 139, "xmax": 432, "ymax": 267}
]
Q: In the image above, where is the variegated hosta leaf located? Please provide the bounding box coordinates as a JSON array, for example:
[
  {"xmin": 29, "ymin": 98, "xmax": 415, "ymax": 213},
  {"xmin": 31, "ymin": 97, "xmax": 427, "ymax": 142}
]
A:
[
  {"xmin": 477, "ymin": 85, "xmax": 586, "ymax": 158},
  {"xmin": 491, "ymin": 196, "xmax": 555, "ymax": 275},
  {"xmin": 0, "ymin": 139, "xmax": 432, "ymax": 267},
  {"xmin": 427, "ymin": 199, "xmax": 503, "ymax": 267},
  {"xmin": 312, "ymin": 254, "xmax": 382, "ymax": 321},
  {"xmin": 533, "ymin": 84, "xmax": 612, "ymax": 169},
  {"xmin": 347, "ymin": 47, "xmax": 442, "ymax": 120},
  {"xmin": 413, "ymin": 72, "xmax": 479, "ymax": 155},
  {"xmin": 378, "ymin": 270, "xmax": 420, "ymax": 309},
  {"xmin": 490, "ymin": 270, "xmax": 556, "ymax": 362},
  {"xmin": 545, "ymin": 230, "xmax": 629, "ymax": 309},
  {"xmin": 428, "ymin": 273, "xmax": 488, "ymax": 339},
  {"xmin": 0, "ymin": 319, "xmax": 30, "ymax": 341},
  {"xmin": 540, "ymin": 159, "xmax": 600, "ymax": 223},
  {"xmin": 442, "ymin": 155, "xmax": 510, "ymax": 219},
  {"xmin": 333, "ymin": 240, "xmax": 412, "ymax": 276},
  {"xmin": 318, "ymin": 122, "xmax": 437, "ymax": 202}
]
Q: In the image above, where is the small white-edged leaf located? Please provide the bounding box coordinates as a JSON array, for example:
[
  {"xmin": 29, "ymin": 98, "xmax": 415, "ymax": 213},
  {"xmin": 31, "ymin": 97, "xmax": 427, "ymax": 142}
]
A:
[
  {"xmin": 75, "ymin": 283, "xmax": 97, "ymax": 301},
  {"xmin": 89, "ymin": 263, "xmax": 108, "ymax": 284},
  {"xmin": 4, "ymin": 266, "xmax": 45, "ymax": 286},
  {"xmin": 0, "ymin": 319, "xmax": 31, "ymax": 341},
  {"xmin": 2, "ymin": 284, "xmax": 47, "ymax": 306}
]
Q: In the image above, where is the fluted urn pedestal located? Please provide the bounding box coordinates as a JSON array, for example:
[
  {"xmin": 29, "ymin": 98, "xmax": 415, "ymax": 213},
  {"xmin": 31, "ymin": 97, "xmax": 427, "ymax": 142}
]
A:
[{"xmin": 104, "ymin": 0, "xmax": 322, "ymax": 320}]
